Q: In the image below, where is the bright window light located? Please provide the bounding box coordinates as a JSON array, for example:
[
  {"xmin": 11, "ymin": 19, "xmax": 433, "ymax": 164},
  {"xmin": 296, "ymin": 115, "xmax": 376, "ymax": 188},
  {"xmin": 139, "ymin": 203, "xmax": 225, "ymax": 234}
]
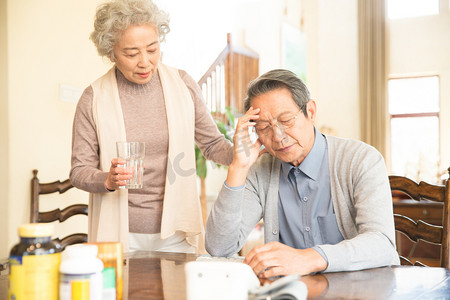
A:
[
  {"xmin": 387, "ymin": 0, "xmax": 439, "ymax": 19},
  {"xmin": 388, "ymin": 76, "xmax": 440, "ymax": 183},
  {"xmin": 389, "ymin": 76, "xmax": 439, "ymax": 115},
  {"xmin": 390, "ymin": 117, "xmax": 439, "ymax": 183}
]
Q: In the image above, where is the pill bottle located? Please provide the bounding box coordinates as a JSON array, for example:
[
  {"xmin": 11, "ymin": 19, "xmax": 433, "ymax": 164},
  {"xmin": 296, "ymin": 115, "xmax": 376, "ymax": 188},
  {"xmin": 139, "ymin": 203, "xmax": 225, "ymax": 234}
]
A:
[
  {"xmin": 59, "ymin": 244, "xmax": 104, "ymax": 300},
  {"xmin": 87, "ymin": 242, "xmax": 124, "ymax": 300},
  {"xmin": 8, "ymin": 223, "xmax": 61, "ymax": 300}
]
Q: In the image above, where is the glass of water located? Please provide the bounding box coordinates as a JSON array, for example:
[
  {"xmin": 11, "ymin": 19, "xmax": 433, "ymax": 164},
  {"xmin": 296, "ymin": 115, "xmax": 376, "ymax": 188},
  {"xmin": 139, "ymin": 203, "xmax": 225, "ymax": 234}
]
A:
[{"xmin": 116, "ymin": 142, "xmax": 145, "ymax": 189}]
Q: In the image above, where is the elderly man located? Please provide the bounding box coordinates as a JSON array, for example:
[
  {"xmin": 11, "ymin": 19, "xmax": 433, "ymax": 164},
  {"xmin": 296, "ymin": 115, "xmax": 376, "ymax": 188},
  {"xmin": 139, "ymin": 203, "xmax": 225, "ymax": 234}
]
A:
[{"xmin": 205, "ymin": 69, "xmax": 399, "ymax": 277}]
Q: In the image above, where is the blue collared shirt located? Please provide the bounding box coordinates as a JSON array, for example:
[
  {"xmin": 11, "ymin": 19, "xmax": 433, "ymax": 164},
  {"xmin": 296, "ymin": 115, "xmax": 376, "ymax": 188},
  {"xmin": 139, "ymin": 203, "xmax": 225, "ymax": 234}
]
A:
[{"xmin": 278, "ymin": 127, "xmax": 343, "ymax": 262}]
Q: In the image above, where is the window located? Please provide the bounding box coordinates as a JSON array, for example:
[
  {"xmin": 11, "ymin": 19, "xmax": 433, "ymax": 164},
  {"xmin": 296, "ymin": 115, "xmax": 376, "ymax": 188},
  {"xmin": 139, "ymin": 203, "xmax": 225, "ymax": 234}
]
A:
[
  {"xmin": 388, "ymin": 76, "xmax": 440, "ymax": 183},
  {"xmin": 387, "ymin": 0, "xmax": 439, "ymax": 19}
]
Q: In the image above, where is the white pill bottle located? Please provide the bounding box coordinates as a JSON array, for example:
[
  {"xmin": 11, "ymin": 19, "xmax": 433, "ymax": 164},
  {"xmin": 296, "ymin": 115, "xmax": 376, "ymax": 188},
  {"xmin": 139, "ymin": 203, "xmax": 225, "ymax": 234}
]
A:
[{"xmin": 59, "ymin": 244, "xmax": 103, "ymax": 300}]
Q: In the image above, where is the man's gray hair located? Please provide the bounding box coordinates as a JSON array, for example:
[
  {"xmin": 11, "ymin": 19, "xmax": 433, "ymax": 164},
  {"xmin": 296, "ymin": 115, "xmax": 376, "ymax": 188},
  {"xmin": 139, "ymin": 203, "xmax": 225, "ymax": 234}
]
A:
[
  {"xmin": 244, "ymin": 69, "xmax": 311, "ymax": 116},
  {"xmin": 90, "ymin": 0, "xmax": 170, "ymax": 60}
]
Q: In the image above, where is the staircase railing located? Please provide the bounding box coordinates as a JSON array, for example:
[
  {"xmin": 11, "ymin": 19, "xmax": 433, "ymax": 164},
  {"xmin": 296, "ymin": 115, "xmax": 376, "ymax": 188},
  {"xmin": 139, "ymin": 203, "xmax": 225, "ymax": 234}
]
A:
[{"xmin": 198, "ymin": 33, "xmax": 259, "ymax": 120}]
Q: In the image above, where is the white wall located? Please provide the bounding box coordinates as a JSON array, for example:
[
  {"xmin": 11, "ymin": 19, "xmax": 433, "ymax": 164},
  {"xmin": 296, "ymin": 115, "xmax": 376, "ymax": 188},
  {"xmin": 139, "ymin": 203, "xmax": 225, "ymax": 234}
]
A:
[
  {"xmin": 303, "ymin": 0, "xmax": 359, "ymax": 139},
  {"xmin": 155, "ymin": 0, "xmax": 235, "ymax": 80},
  {"xmin": 156, "ymin": 0, "xmax": 298, "ymax": 80},
  {"xmin": 388, "ymin": 1, "xmax": 450, "ymax": 172},
  {"xmin": 0, "ymin": 0, "xmax": 9, "ymax": 256}
]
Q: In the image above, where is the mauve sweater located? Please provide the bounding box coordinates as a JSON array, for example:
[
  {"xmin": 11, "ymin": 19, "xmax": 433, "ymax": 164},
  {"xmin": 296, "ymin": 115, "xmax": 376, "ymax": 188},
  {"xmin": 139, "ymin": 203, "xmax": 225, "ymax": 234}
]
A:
[{"xmin": 70, "ymin": 67, "xmax": 233, "ymax": 234}]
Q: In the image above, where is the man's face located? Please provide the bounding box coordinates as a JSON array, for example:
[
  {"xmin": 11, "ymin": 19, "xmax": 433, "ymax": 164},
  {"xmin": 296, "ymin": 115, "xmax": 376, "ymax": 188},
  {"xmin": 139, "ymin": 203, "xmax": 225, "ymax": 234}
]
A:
[{"xmin": 251, "ymin": 87, "xmax": 316, "ymax": 167}]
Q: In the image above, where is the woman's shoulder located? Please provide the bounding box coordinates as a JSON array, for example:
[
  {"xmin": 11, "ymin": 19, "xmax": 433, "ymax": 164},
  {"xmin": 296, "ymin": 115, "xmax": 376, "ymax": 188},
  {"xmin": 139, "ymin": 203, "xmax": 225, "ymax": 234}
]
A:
[
  {"xmin": 177, "ymin": 69, "xmax": 199, "ymax": 88},
  {"xmin": 158, "ymin": 64, "xmax": 196, "ymax": 85},
  {"xmin": 72, "ymin": 85, "xmax": 96, "ymax": 124},
  {"xmin": 76, "ymin": 85, "xmax": 94, "ymax": 110},
  {"xmin": 173, "ymin": 68, "xmax": 202, "ymax": 102}
]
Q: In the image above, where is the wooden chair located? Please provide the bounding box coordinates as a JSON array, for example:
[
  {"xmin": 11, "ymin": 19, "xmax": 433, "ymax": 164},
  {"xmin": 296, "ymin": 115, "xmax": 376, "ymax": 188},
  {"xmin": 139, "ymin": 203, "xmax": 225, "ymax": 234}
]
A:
[
  {"xmin": 31, "ymin": 169, "xmax": 88, "ymax": 250},
  {"xmin": 0, "ymin": 258, "xmax": 7, "ymax": 273},
  {"xmin": 389, "ymin": 167, "xmax": 450, "ymax": 268}
]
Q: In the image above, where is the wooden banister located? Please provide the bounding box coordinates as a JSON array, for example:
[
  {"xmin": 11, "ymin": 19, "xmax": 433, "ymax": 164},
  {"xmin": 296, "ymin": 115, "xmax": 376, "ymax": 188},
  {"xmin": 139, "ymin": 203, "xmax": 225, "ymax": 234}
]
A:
[
  {"xmin": 198, "ymin": 43, "xmax": 230, "ymax": 87},
  {"xmin": 198, "ymin": 33, "xmax": 259, "ymax": 117}
]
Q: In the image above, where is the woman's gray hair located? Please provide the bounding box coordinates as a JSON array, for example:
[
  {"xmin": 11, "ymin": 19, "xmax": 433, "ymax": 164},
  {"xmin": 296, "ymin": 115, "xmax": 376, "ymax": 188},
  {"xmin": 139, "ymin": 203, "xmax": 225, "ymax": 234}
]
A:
[
  {"xmin": 244, "ymin": 69, "xmax": 311, "ymax": 116},
  {"xmin": 90, "ymin": 0, "xmax": 170, "ymax": 60}
]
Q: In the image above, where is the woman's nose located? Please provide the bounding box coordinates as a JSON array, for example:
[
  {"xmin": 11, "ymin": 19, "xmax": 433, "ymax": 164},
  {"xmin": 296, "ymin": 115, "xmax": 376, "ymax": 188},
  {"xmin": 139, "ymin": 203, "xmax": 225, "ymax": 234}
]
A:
[{"xmin": 138, "ymin": 53, "xmax": 151, "ymax": 67}]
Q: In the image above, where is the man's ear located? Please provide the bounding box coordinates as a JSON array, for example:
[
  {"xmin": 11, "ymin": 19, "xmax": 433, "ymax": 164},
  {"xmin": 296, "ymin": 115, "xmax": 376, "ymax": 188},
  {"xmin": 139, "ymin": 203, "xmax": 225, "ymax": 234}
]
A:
[{"xmin": 306, "ymin": 99, "xmax": 317, "ymax": 122}]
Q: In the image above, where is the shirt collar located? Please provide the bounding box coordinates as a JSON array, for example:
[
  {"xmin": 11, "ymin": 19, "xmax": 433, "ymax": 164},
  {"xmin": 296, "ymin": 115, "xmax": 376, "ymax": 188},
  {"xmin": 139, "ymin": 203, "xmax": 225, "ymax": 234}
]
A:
[{"xmin": 280, "ymin": 127, "xmax": 326, "ymax": 181}]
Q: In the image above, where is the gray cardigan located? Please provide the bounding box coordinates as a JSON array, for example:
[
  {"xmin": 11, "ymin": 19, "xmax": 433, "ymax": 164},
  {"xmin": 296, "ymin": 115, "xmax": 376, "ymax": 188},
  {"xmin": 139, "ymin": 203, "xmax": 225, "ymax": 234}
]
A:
[{"xmin": 205, "ymin": 135, "xmax": 400, "ymax": 272}]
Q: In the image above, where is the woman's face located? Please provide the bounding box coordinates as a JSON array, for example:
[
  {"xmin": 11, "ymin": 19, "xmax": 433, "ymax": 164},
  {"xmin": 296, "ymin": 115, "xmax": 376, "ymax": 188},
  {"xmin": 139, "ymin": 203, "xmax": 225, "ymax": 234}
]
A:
[{"xmin": 112, "ymin": 24, "xmax": 160, "ymax": 84}]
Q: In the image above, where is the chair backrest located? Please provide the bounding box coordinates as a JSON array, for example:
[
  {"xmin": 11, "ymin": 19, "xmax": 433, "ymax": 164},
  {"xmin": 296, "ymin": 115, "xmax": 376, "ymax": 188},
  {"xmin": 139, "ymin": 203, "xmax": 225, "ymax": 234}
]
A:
[
  {"xmin": 389, "ymin": 168, "xmax": 450, "ymax": 268},
  {"xmin": 30, "ymin": 169, "xmax": 88, "ymax": 250}
]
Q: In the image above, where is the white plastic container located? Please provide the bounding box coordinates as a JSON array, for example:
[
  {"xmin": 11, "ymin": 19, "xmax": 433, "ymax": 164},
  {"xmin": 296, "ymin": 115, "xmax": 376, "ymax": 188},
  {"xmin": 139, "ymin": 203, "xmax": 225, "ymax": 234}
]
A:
[{"xmin": 59, "ymin": 244, "xmax": 103, "ymax": 300}]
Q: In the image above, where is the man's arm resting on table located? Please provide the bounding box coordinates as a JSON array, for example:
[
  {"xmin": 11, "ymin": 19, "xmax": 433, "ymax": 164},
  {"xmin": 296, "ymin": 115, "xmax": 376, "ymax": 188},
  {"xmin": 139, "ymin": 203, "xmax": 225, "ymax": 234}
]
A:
[{"xmin": 205, "ymin": 182, "xmax": 262, "ymax": 257}]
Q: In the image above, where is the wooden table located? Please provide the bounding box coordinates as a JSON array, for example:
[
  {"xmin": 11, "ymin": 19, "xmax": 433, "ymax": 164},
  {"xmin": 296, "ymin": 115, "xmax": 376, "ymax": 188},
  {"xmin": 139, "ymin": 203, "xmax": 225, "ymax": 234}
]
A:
[{"xmin": 1, "ymin": 251, "xmax": 450, "ymax": 299}]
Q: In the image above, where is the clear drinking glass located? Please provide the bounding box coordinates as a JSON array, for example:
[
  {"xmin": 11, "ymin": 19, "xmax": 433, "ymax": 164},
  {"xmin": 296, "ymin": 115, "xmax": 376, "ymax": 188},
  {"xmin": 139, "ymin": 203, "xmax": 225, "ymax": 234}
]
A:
[{"xmin": 116, "ymin": 142, "xmax": 145, "ymax": 189}]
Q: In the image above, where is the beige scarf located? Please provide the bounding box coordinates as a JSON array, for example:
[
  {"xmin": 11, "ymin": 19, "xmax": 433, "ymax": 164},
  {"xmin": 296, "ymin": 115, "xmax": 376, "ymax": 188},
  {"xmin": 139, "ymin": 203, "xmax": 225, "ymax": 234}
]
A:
[{"xmin": 89, "ymin": 64, "xmax": 203, "ymax": 252}]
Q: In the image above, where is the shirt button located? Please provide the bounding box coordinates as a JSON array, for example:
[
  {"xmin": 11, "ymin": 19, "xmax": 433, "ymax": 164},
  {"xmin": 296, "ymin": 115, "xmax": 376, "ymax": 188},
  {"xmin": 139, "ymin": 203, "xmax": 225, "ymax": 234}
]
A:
[
  {"xmin": 272, "ymin": 229, "xmax": 278, "ymax": 235},
  {"xmin": 303, "ymin": 197, "xmax": 308, "ymax": 202},
  {"xmin": 305, "ymin": 226, "xmax": 310, "ymax": 232}
]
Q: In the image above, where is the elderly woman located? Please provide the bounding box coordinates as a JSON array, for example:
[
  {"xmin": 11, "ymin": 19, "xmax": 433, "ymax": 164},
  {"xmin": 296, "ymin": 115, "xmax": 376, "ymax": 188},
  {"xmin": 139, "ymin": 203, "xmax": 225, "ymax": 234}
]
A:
[{"xmin": 70, "ymin": 0, "xmax": 233, "ymax": 253}]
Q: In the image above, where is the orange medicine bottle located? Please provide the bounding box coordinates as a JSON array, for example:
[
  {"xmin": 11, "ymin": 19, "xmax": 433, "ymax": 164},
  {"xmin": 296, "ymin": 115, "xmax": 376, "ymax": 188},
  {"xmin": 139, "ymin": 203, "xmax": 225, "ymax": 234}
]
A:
[
  {"xmin": 87, "ymin": 242, "xmax": 124, "ymax": 300},
  {"xmin": 8, "ymin": 223, "xmax": 61, "ymax": 300}
]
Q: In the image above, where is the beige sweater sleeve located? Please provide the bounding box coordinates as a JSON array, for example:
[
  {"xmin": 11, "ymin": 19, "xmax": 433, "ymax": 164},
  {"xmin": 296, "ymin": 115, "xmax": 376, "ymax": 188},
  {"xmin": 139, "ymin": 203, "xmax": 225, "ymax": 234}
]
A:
[{"xmin": 70, "ymin": 86, "xmax": 109, "ymax": 193}]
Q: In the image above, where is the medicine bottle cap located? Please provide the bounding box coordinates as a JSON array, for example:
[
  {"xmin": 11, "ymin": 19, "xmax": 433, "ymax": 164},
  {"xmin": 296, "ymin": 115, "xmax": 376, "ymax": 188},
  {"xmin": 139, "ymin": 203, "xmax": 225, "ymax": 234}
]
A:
[
  {"xmin": 63, "ymin": 244, "xmax": 99, "ymax": 259},
  {"xmin": 18, "ymin": 223, "xmax": 54, "ymax": 238},
  {"xmin": 60, "ymin": 244, "xmax": 103, "ymax": 275}
]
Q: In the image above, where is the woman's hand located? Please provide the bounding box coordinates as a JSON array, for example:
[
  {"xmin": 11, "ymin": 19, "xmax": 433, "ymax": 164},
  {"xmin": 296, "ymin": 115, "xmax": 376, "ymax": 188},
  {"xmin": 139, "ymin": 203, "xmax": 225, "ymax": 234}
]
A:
[
  {"xmin": 226, "ymin": 107, "xmax": 262, "ymax": 187},
  {"xmin": 104, "ymin": 158, "xmax": 133, "ymax": 190}
]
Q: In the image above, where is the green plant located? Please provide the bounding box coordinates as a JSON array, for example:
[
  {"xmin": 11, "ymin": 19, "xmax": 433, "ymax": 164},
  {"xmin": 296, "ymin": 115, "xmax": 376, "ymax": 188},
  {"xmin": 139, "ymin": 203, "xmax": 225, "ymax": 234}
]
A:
[{"xmin": 195, "ymin": 107, "xmax": 235, "ymax": 179}]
